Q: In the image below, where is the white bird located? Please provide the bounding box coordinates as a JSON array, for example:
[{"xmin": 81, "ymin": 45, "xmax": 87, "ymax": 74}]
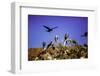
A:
[
  {"xmin": 63, "ymin": 33, "xmax": 69, "ymax": 46},
  {"xmin": 54, "ymin": 35, "xmax": 58, "ymax": 43}
]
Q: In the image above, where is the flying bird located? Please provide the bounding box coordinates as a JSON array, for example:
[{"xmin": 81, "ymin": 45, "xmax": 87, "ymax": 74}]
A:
[
  {"xmin": 81, "ymin": 32, "xmax": 88, "ymax": 37},
  {"xmin": 43, "ymin": 25, "xmax": 58, "ymax": 32}
]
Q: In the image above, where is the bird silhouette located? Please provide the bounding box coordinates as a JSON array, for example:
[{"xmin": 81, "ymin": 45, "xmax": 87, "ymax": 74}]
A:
[
  {"xmin": 43, "ymin": 25, "xmax": 58, "ymax": 32},
  {"xmin": 42, "ymin": 42, "xmax": 46, "ymax": 50},
  {"xmin": 81, "ymin": 32, "xmax": 88, "ymax": 37},
  {"xmin": 83, "ymin": 44, "xmax": 88, "ymax": 47},
  {"xmin": 46, "ymin": 41, "xmax": 53, "ymax": 49}
]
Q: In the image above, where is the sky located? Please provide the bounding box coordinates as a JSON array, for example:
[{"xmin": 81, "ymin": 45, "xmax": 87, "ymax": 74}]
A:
[{"xmin": 28, "ymin": 15, "xmax": 88, "ymax": 48}]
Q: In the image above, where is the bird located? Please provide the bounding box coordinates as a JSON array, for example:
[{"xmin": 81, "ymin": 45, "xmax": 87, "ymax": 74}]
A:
[
  {"xmin": 43, "ymin": 25, "xmax": 58, "ymax": 32},
  {"xmin": 81, "ymin": 32, "xmax": 88, "ymax": 37},
  {"xmin": 54, "ymin": 35, "xmax": 58, "ymax": 43},
  {"xmin": 42, "ymin": 42, "xmax": 46, "ymax": 50},
  {"xmin": 83, "ymin": 44, "xmax": 88, "ymax": 47},
  {"xmin": 46, "ymin": 41, "xmax": 53, "ymax": 49},
  {"xmin": 71, "ymin": 40, "xmax": 78, "ymax": 45},
  {"xmin": 63, "ymin": 33, "xmax": 69, "ymax": 46},
  {"xmin": 64, "ymin": 33, "xmax": 69, "ymax": 41}
]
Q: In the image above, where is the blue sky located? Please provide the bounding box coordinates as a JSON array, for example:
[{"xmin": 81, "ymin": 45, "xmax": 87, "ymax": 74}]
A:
[{"xmin": 28, "ymin": 15, "xmax": 88, "ymax": 48}]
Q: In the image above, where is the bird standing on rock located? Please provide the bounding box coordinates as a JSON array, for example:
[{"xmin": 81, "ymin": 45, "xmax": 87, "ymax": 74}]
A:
[
  {"xmin": 42, "ymin": 42, "xmax": 46, "ymax": 51},
  {"xmin": 64, "ymin": 33, "xmax": 69, "ymax": 41},
  {"xmin": 46, "ymin": 41, "xmax": 53, "ymax": 49},
  {"xmin": 54, "ymin": 35, "xmax": 58, "ymax": 43},
  {"xmin": 63, "ymin": 33, "xmax": 69, "ymax": 46}
]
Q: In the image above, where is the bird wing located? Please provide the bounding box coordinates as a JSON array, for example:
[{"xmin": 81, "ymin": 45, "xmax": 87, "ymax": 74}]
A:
[
  {"xmin": 43, "ymin": 25, "xmax": 51, "ymax": 30},
  {"xmin": 52, "ymin": 26, "xmax": 58, "ymax": 29}
]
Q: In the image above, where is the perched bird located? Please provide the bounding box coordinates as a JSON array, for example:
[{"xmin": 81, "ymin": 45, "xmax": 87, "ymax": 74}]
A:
[
  {"xmin": 68, "ymin": 39, "xmax": 78, "ymax": 46},
  {"xmin": 81, "ymin": 32, "xmax": 88, "ymax": 37},
  {"xmin": 63, "ymin": 33, "xmax": 69, "ymax": 46},
  {"xmin": 42, "ymin": 42, "xmax": 46, "ymax": 50},
  {"xmin": 46, "ymin": 41, "xmax": 53, "ymax": 49},
  {"xmin": 72, "ymin": 40, "xmax": 77, "ymax": 44},
  {"xmin": 43, "ymin": 25, "xmax": 58, "ymax": 32},
  {"xmin": 83, "ymin": 44, "xmax": 88, "ymax": 47},
  {"xmin": 64, "ymin": 33, "xmax": 69, "ymax": 41},
  {"xmin": 54, "ymin": 35, "xmax": 58, "ymax": 43}
]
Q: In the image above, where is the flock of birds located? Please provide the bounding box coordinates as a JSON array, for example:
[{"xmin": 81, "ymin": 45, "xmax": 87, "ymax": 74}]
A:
[
  {"xmin": 42, "ymin": 25, "xmax": 87, "ymax": 52},
  {"xmin": 28, "ymin": 25, "xmax": 88, "ymax": 60}
]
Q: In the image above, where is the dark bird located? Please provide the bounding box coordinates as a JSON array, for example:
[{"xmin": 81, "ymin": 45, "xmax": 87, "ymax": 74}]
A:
[
  {"xmin": 83, "ymin": 44, "xmax": 88, "ymax": 47},
  {"xmin": 42, "ymin": 42, "xmax": 46, "ymax": 50},
  {"xmin": 71, "ymin": 40, "xmax": 78, "ymax": 45},
  {"xmin": 81, "ymin": 32, "xmax": 88, "ymax": 37},
  {"xmin": 43, "ymin": 25, "xmax": 58, "ymax": 32},
  {"xmin": 46, "ymin": 41, "xmax": 53, "ymax": 49}
]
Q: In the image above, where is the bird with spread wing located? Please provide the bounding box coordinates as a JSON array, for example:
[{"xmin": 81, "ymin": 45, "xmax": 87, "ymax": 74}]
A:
[{"xmin": 43, "ymin": 25, "xmax": 58, "ymax": 32}]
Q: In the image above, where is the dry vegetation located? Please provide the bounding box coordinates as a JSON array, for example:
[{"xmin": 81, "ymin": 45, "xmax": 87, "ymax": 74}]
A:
[{"xmin": 28, "ymin": 44, "xmax": 88, "ymax": 61}]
